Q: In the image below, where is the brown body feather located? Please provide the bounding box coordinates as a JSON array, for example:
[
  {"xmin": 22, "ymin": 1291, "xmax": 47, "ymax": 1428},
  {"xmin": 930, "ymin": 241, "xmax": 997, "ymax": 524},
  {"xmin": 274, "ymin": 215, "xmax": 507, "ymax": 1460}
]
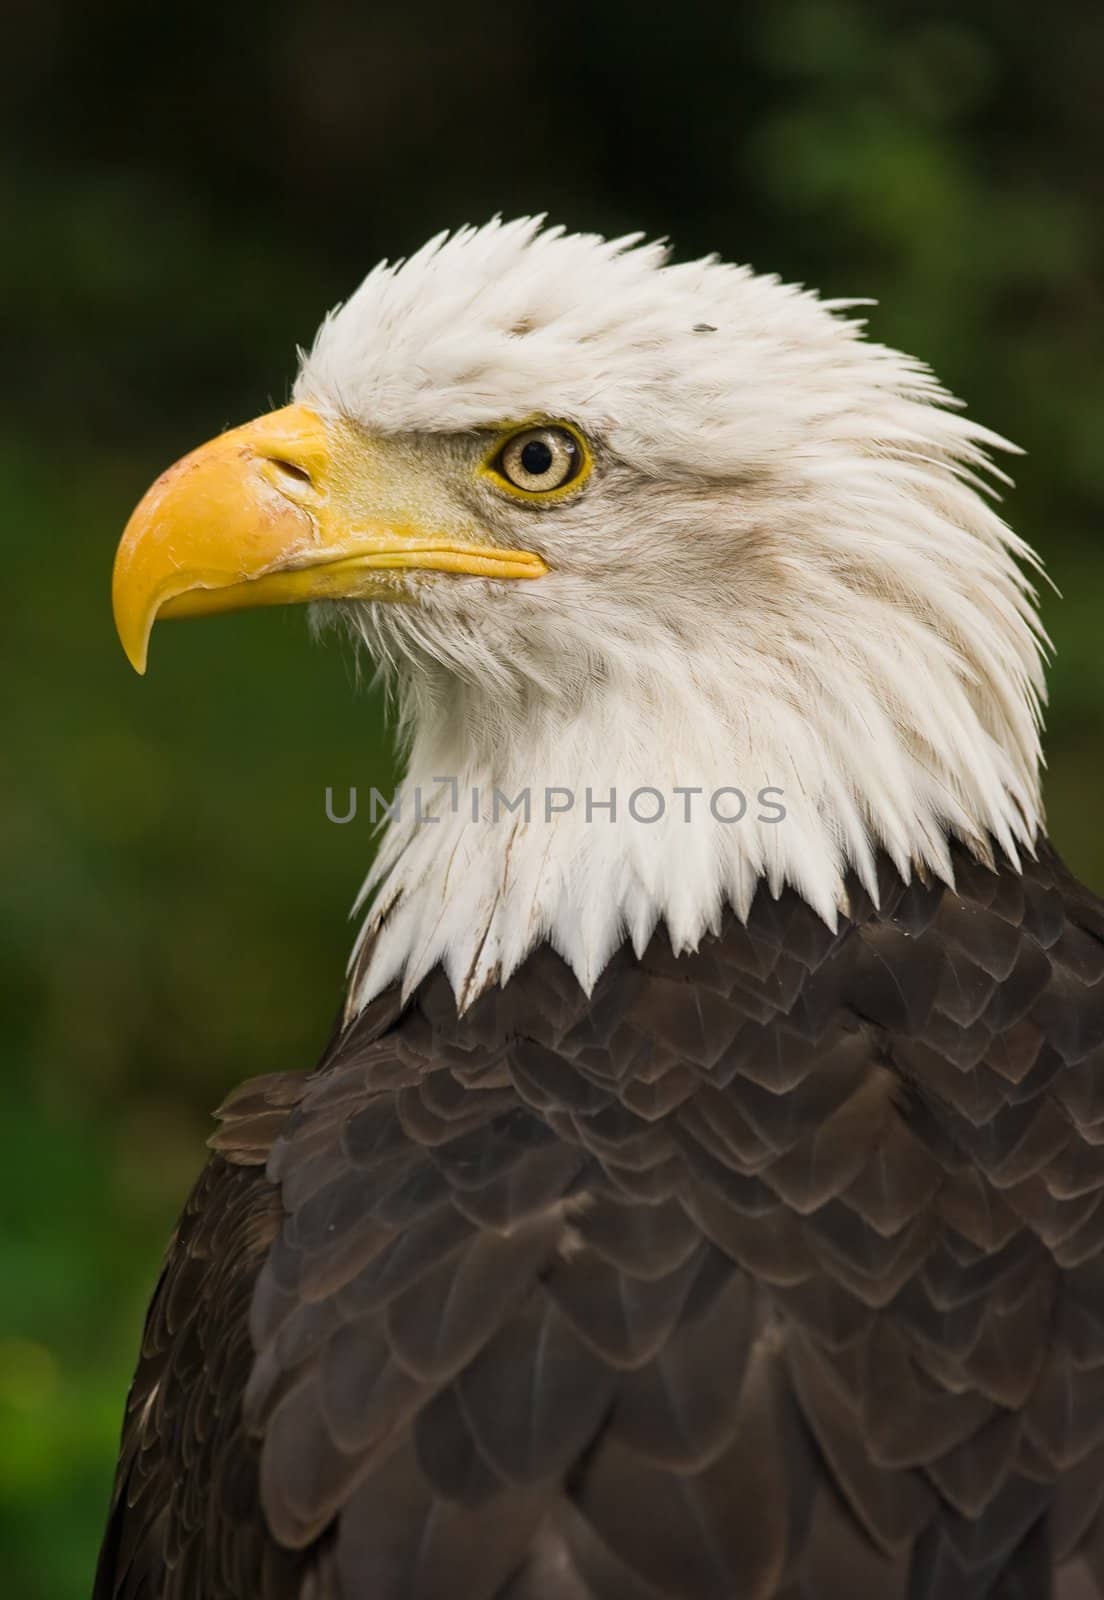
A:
[{"xmin": 94, "ymin": 843, "xmax": 1104, "ymax": 1599}]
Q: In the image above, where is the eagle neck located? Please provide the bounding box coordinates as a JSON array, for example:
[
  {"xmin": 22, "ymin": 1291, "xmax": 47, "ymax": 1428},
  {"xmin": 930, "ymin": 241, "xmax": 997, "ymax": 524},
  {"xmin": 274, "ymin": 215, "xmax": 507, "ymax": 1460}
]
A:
[{"xmin": 345, "ymin": 656, "xmax": 1041, "ymax": 1015}]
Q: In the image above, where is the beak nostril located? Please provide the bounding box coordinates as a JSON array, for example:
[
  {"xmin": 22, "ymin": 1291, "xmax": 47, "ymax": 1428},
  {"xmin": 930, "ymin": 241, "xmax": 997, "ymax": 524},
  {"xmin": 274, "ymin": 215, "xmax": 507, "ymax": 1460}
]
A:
[{"xmin": 268, "ymin": 457, "xmax": 313, "ymax": 490}]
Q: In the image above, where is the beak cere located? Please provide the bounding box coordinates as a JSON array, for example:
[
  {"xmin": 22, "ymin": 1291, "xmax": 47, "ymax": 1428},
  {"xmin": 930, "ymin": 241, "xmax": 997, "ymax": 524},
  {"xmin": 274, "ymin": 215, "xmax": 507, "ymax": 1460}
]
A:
[{"xmin": 111, "ymin": 403, "xmax": 549, "ymax": 674}]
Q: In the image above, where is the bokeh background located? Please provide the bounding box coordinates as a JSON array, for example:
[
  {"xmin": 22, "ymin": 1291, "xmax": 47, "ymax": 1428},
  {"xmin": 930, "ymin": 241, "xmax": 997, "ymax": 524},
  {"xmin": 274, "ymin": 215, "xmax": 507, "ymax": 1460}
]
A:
[{"xmin": 2, "ymin": 2, "xmax": 1102, "ymax": 1594}]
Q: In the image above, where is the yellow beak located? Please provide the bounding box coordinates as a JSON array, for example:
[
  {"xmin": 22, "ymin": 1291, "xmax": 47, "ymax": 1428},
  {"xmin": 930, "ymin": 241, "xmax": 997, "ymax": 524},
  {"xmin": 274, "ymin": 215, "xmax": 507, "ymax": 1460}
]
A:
[{"xmin": 112, "ymin": 403, "xmax": 548, "ymax": 673}]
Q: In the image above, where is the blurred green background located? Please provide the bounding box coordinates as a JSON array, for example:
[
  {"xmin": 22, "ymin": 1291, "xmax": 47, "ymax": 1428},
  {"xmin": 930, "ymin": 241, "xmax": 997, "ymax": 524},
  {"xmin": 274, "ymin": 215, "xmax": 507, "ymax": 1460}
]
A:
[{"xmin": 2, "ymin": 2, "xmax": 1102, "ymax": 1594}]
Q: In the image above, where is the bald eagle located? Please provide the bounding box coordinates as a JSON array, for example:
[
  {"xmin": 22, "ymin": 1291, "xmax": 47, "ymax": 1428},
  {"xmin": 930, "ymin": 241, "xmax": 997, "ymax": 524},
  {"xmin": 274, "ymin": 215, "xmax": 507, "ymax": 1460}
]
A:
[{"xmin": 96, "ymin": 219, "xmax": 1104, "ymax": 1600}]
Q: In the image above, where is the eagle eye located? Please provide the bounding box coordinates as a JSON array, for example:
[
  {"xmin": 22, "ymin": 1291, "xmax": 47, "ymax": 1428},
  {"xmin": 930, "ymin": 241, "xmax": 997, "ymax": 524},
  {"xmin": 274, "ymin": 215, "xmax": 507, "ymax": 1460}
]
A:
[{"xmin": 487, "ymin": 424, "xmax": 588, "ymax": 497}]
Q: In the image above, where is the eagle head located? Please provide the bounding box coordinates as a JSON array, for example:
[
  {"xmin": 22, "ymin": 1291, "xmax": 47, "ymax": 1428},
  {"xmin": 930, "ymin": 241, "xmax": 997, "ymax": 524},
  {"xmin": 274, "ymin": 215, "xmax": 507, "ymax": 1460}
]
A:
[{"xmin": 113, "ymin": 218, "xmax": 1047, "ymax": 1004}]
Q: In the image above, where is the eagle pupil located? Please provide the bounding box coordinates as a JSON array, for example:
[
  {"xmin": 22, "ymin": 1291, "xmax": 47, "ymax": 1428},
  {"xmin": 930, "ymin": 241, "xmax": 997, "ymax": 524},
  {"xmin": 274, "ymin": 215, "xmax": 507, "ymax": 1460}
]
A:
[{"xmin": 521, "ymin": 439, "xmax": 554, "ymax": 476}]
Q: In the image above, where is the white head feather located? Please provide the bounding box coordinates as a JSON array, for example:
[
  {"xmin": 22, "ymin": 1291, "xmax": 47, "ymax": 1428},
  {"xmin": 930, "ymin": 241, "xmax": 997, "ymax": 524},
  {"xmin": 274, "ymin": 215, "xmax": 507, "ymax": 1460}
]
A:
[{"xmin": 293, "ymin": 217, "xmax": 1048, "ymax": 1013}]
